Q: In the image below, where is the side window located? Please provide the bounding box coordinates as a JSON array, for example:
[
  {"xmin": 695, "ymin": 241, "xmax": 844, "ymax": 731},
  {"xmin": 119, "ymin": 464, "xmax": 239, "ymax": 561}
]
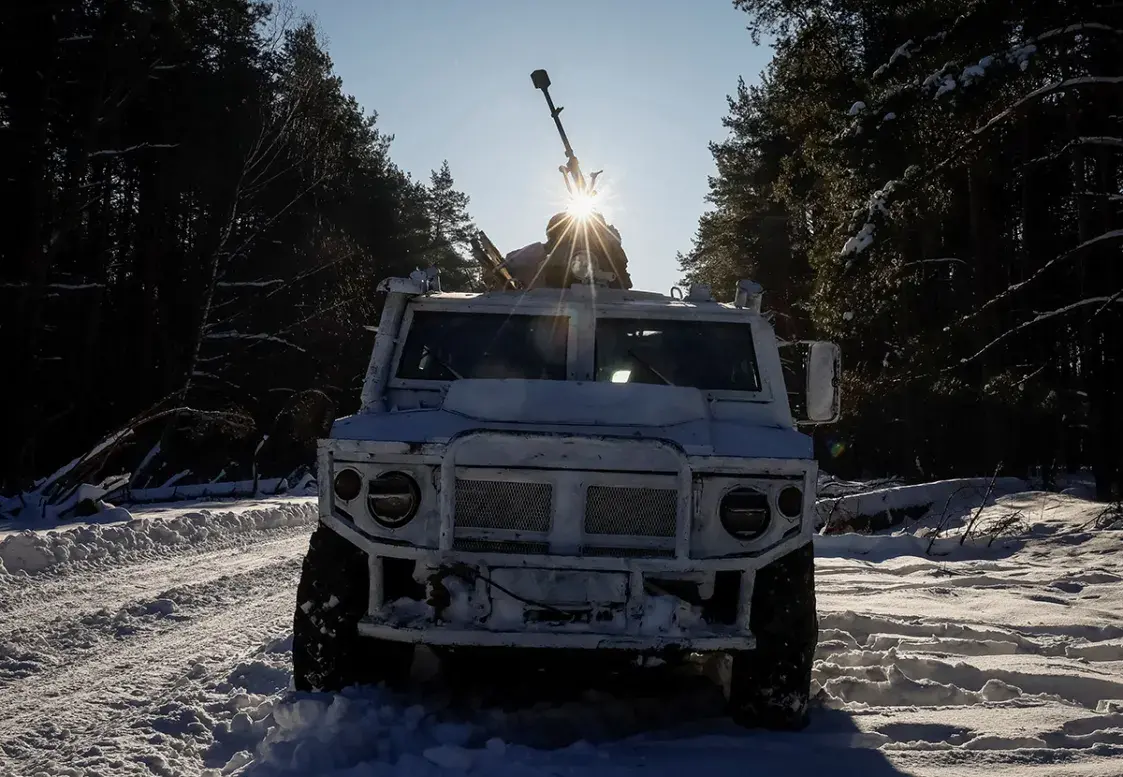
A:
[{"xmin": 397, "ymin": 311, "xmax": 570, "ymax": 381}]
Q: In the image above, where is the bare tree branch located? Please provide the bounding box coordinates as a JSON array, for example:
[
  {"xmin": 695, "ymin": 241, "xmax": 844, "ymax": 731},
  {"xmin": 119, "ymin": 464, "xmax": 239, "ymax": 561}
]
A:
[{"xmin": 960, "ymin": 295, "xmax": 1123, "ymax": 365}]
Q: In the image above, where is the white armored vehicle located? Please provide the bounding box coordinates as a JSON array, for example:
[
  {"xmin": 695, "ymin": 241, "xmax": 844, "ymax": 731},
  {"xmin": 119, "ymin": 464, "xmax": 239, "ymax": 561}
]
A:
[
  {"xmin": 294, "ymin": 263, "xmax": 841, "ymax": 729},
  {"xmin": 293, "ymin": 69, "xmax": 841, "ymax": 730}
]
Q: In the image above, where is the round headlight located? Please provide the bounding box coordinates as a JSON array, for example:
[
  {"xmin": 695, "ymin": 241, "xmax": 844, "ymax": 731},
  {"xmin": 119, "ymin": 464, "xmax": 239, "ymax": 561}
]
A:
[
  {"xmin": 333, "ymin": 468, "xmax": 362, "ymax": 502},
  {"xmin": 777, "ymin": 485, "xmax": 803, "ymax": 520},
  {"xmin": 367, "ymin": 472, "xmax": 420, "ymax": 528},
  {"xmin": 719, "ymin": 487, "xmax": 771, "ymax": 541}
]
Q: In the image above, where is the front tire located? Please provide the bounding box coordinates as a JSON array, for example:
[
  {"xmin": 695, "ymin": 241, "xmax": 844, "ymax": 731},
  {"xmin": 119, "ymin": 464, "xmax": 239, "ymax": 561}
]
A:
[
  {"xmin": 726, "ymin": 541, "xmax": 817, "ymax": 730},
  {"xmin": 292, "ymin": 524, "xmax": 414, "ymax": 692}
]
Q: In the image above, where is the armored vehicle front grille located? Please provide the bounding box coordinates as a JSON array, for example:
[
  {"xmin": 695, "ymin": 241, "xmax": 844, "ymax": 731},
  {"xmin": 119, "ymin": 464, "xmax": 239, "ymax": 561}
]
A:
[
  {"xmin": 453, "ymin": 478, "xmax": 553, "ymax": 532},
  {"xmin": 453, "ymin": 538, "xmax": 551, "ymax": 555},
  {"xmin": 581, "ymin": 545, "xmax": 676, "ymax": 559},
  {"xmin": 583, "ymin": 485, "xmax": 678, "ymax": 537}
]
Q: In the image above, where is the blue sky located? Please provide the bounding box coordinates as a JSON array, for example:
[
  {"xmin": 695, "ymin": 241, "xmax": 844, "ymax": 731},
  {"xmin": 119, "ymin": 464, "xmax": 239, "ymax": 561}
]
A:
[{"xmin": 289, "ymin": 0, "xmax": 773, "ymax": 293}]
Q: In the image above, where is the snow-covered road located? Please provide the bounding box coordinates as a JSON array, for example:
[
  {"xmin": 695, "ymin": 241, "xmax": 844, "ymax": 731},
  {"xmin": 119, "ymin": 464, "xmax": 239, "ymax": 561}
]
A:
[{"xmin": 1, "ymin": 492, "xmax": 1121, "ymax": 777}]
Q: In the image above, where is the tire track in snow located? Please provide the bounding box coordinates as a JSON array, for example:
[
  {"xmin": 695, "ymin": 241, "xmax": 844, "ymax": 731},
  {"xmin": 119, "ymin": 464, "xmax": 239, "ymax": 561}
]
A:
[
  {"xmin": 811, "ymin": 542, "xmax": 1123, "ymax": 760},
  {"xmin": 0, "ymin": 531, "xmax": 311, "ymax": 685},
  {"xmin": 0, "ymin": 558, "xmax": 302, "ymax": 776}
]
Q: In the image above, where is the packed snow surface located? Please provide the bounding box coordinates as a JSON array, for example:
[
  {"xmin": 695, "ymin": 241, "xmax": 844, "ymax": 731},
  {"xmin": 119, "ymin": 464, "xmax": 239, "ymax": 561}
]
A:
[{"xmin": 1, "ymin": 489, "xmax": 1122, "ymax": 776}]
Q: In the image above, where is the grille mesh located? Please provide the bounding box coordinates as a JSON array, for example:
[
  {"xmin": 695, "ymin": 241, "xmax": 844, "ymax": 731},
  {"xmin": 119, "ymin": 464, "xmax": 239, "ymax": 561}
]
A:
[
  {"xmin": 453, "ymin": 538, "xmax": 550, "ymax": 555},
  {"xmin": 454, "ymin": 479, "xmax": 552, "ymax": 532},
  {"xmin": 581, "ymin": 545, "xmax": 676, "ymax": 559},
  {"xmin": 584, "ymin": 485, "xmax": 678, "ymax": 537}
]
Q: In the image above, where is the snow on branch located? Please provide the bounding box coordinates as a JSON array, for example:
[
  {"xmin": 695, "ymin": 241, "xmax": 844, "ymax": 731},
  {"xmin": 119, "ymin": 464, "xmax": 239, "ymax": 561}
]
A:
[
  {"xmin": 975, "ymin": 77, "xmax": 1123, "ymax": 135},
  {"xmin": 88, "ymin": 142, "xmax": 179, "ymax": 158},
  {"xmin": 873, "ymin": 40, "xmax": 915, "ymax": 79},
  {"xmin": 839, "ymin": 180, "xmax": 904, "ymax": 260},
  {"xmin": 215, "ymin": 279, "xmax": 286, "ymax": 288},
  {"xmin": 920, "ymin": 23, "xmax": 1119, "ymax": 102},
  {"xmin": 1077, "ymin": 191, "xmax": 1123, "ymax": 202},
  {"xmin": 189, "ymin": 369, "xmax": 242, "ymax": 392},
  {"xmin": 37, "ymin": 428, "xmax": 134, "ymax": 497},
  {"xmin": 900, "ymin": 257, "xmax": 968, "ymax": 268},
  {"xmin": 0, "ymin": 282, "xmax": 104, "ymax": 290},
  {"xmin": 870, "ymin": 6, "xmax": 978, "ymax": 82},
  {"xmin": 925, "ymin": 43, "xmax": 1037, "ymax": 100},
  {"xmin": 842, "ymin": 224, "xmax": 876, "ymax": 257},
  {"xmin": 203, "ymin": 331, "xmax": 307, "ymax": 352},
  {"xmin": 960, "ymin": 295, "xmax": 1123, "ymax": 364},
  {"xmin": 1023, "ymin": 137, "xmax": 1123, "ymax": 168},
  {"xmin": 852, "ymin": 24, "xmax": 1060, "ymax": 140},
  {"xmin": 1036, "ymin": 22, "xmax": 1123, "ymax": 42},
  {"xmin": 1077, "ymin": 136, "xmax": 1123, "ymax": 149},
  {"xmin": 951, "ymin": 230, "xmax": 1123, "ymax": 328},
  {"xmin": 853, "ymin": 21, "xmax": 1116, "ymax": 134}
]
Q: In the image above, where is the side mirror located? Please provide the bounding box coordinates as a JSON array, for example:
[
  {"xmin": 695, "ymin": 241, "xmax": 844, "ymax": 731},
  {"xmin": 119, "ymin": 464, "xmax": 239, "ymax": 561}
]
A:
[{"xmin": 805, "ymin": 341, "xmax": 841, "ymax": 423}]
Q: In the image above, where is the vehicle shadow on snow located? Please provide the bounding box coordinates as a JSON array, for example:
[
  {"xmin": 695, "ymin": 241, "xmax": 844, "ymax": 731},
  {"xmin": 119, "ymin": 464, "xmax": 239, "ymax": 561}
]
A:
[
  {"xmin": 225, "ymin": 654, "xmax": 913, "ymax": 777},
  {"xmin": 585, "ymin": 709, "xmax": 915, "ymax": 777},
  {"xmin": 432, "ymin": 657, "xmax": 913, "ymax": 776}
]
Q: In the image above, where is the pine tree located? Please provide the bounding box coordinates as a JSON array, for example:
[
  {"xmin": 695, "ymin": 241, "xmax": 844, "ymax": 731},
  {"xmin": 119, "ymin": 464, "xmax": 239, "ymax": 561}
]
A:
[
  {"xmin": 684, "ymin": 0, "xmax": 1123, "ymax": 495},
  {"xmin": 424, "ymin": 160, "xmax": 480, "ymax": 290},
  {"xmin": 0, "ymin": 1, "xmax": 476, "ymax": 495}
]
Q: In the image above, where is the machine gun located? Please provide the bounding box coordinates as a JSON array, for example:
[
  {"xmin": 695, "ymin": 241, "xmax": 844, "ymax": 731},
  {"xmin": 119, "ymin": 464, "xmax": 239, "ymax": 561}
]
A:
[
  {"xmin": 531, "ymin": 69, "xmax": 631, "ymax": 289},
  {"xmin": 470, "ymin": 69, "xmax": 631, "ymax": 291},
  {"xmin": 530, "ymin": 69, "xmax": 602, "ymax": 201}
]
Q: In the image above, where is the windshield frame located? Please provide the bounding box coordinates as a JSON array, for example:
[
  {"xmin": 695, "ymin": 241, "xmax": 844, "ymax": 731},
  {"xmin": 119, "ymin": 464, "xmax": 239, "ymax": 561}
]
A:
[
  {"xmin": 590, "ymin": 309, "xmax": 775, "ymax": 403},
  {"xmin": 386, "ymin": 295, "xmax": 776, "ymax": 404},
  {"xmin": 388, "ymin": 298, "xmax": 580, "ymax": 390}
]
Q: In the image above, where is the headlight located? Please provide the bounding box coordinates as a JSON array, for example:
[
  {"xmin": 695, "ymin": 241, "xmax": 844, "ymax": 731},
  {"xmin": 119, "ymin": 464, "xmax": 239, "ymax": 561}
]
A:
[
  {"xmin": 367, "ymin": 471, "xmax": 420, "ymax": 528},
  {"xmin": 777, "ymin": 485, "xmax": 803, "ymax": 520},
  {"xmin": 719, "ymin": 487, "xmax": 771, "ymax": 540},
  {"xmin": 333, "ymin": 468, "xmax": 362, "ymax": 502}
]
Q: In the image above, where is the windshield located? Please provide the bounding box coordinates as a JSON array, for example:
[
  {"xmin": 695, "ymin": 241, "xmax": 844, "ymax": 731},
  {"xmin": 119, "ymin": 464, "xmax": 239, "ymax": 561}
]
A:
[
  {"xmin": 595, "ymin": 318, "xmax": 761, "ymax": 392},
  {"xmin": 397, "ymin": 311, "xmax": 569, "ymax": 381}
]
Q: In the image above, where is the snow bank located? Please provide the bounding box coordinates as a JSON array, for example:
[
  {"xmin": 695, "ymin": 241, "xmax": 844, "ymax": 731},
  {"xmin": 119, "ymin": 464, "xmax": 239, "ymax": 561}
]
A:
[
  {"xmin": 122, "ymin": 477, "xmax": 296, "ymax": 504},
  {"xmin": 2, "ymin": 474, "xmax": 317, "ymax": 522},
  {"xmin": 0, "ymin": 498, "xmax": 316, "ymax": 577},
  {"xmin": 815, "ymin": 476, "xmax": 1027, "ymax": 533}
]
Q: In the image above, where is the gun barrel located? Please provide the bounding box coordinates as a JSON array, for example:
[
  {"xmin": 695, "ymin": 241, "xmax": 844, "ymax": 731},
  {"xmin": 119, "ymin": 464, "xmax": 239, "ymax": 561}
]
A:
[
  {"xmin": 538, "ymin": 87, "xmax": 574, "ymax": 160},
  {"xmin": 531, "ymin": 69, "xmax": 587, "ymax": 194}
]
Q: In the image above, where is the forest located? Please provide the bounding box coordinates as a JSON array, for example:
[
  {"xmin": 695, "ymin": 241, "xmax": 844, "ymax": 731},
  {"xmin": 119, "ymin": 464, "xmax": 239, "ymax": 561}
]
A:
[
  {"xmin": 682, "ymin": 0, "xmax": 1123, "ymax": 500},
  {"xmin": 2, "ymin": 0, "xmax": 1121, "ymax": 504},
  {"xmin": 0, "ymin": 0, "xmax": 480, "ymax": 499}
]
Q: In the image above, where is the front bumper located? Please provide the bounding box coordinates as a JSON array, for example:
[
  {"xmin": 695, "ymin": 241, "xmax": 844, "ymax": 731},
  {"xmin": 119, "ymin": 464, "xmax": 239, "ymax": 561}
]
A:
[
  {"xmin": 358, "ymin": 622, "xmax": 753, "ymax": 651},
  {"xmin": 320, "ymin": 434, "xmax": 816, "ymax": 653},
  {"xmin": 335, "ymin": 522, "xmax": 769, "ymax": 653}
]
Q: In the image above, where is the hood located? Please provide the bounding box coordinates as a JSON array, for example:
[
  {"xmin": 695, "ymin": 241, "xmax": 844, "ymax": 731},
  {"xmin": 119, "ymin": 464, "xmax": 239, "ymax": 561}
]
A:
[
  {"xmin": 441, "ymin": 379, "xmax": 709, "ymax": 426},
  {"xmin": 331, "ymin": 379, "xmax": 812, "ymax": 459}
]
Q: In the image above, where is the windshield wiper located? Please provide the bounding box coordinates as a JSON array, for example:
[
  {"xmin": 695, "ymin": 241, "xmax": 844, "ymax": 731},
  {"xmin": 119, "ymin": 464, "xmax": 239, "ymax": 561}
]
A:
[
  {"xmin": 421, "ymin": 346, "xmax": 464, "ymax": 380},
  {"xmin": 626, "ymin": 349, "xmax": 675, "ymax": 386}
]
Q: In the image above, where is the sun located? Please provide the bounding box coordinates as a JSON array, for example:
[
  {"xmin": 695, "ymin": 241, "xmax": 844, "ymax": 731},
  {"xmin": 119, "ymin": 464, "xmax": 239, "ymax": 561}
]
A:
[{"xmin": 566, "ymin": 191, "xmax": 598, "ymax": 219}]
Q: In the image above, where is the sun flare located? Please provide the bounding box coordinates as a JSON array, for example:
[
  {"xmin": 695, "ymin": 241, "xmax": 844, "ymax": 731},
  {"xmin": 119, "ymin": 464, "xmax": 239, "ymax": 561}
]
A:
[{"xmin": 565, "ymin": 191, "xmax": 598, "ymax": 219}]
